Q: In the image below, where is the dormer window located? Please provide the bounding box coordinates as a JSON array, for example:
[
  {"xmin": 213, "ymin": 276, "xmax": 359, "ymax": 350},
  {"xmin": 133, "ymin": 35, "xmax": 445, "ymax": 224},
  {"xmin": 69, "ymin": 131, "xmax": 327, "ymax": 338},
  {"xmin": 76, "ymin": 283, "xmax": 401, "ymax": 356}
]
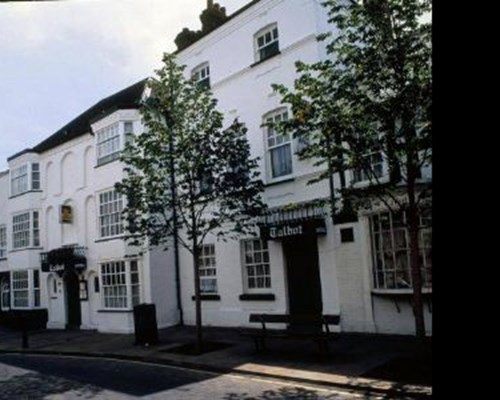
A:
[
  {"xmin": 192, "ymin": 63, "xmax": 210, "ymax": 89},
  {"xmin": 255, "ymin": 24, "xmax": 279, "ymax": 62},
  {"xmin": 10, "ymin": 163, "xmax": 40, "ymax": 197}
]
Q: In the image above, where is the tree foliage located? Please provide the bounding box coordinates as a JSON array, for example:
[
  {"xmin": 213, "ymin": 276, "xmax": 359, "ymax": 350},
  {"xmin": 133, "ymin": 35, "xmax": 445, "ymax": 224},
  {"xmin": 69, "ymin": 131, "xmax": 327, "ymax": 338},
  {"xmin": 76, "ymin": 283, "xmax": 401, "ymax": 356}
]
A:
[
  {"xmin": 116, "ymin": 53, "xmax": 265, "ymax": 350},
  {"xmin": 117, "ymin": 53, "xmax": 265, "ymax": 253}
]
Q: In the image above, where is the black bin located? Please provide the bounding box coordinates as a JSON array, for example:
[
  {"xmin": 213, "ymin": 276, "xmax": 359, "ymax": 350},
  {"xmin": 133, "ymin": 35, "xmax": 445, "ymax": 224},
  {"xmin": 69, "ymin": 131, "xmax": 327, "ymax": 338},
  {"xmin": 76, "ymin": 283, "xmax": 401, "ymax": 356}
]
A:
[{"xmin": 133, "ymin": 303, "xmax": 159, "ymax": 345}]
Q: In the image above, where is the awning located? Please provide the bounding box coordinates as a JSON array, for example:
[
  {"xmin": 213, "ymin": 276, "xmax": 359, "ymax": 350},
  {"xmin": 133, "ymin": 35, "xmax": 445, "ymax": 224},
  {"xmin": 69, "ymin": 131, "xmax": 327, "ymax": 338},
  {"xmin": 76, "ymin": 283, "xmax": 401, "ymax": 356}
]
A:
[{"xmin": 258, "ymin": 201, "xmax": 328, "ymax": 240}]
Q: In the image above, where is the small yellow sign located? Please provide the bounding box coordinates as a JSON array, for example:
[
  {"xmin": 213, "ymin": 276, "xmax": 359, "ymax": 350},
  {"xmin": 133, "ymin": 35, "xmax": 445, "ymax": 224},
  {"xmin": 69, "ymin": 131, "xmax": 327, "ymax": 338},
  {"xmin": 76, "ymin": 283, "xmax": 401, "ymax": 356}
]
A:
[{"xmin": 60, "ymin": 205, "xmax": 73, "ymax": 223}]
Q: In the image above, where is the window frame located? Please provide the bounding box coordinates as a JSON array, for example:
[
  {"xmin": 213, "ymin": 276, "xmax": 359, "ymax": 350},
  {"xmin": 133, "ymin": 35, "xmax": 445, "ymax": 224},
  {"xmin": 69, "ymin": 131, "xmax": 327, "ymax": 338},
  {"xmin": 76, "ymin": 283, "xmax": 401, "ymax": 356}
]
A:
[
  {"xmin": 97, "ymin": 188, "xmax": 124, "ymax": 239},
  {"xmin": 352, "ymin": 151, "xmax": 385, "ymax": 183},
  {"xmin": 11, "ymin": 270, "xmax": 29, "ymax": 309},
  {"xmin": 264, "ymin": 108, "xmax": 293, "ymax": 180},
  {"xmin": 198, "ymin": 244, "xmax": 217, "ymax": 294},
  {"xmin": 95, "ymin": 122, "xmax": 119, "ymax": 166},
  {"xmin": 9, "ymin": 163, "xmax": 41, "ymax": 197},
  {"xmin": 12, "ymin": 210, "xmax": 40, "ymax": 250},
  {"xmin": 369, "ymin": 209, "xmax": 432, "ymax": 291},
  {"xmin": 254, "ymin": 23, "xmax": 280, "ymax": 62},
  {"xmin": 99, "ymin": 259, "xmax": 141, "ymax": 310},
  {"xmin": 241, "ymin": 239, "xmax": 271, "ymax": 292},
  {"xmin": 191, "ymin": 62, "xmax": 211, "ymax": 89}
]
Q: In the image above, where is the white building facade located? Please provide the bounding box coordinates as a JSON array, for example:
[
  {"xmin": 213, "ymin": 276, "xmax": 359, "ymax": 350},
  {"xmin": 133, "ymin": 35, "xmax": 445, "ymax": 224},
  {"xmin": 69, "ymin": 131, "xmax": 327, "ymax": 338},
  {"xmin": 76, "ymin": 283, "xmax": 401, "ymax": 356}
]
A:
[
  {"xmin": 0, "ymin": 0, "xmax": 432, "ymax": 337},
  {"xmin": 0, "ymin": 81, "xmax": 180, "ymax": 333},
  {"xmin": 174, "ymin": 0, "xmax": 432, "ymax": 336}
]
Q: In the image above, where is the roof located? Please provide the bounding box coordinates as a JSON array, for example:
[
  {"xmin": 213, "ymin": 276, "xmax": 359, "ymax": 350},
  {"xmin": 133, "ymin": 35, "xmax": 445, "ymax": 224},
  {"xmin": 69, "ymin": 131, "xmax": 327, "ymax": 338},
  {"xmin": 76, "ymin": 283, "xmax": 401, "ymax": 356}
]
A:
[
  {"xmin": 175, "ymin": 0, "xmax": 261, "ymax": 54},
  {"xmin": 8, "ymin": 79, "xmax": 147, "ymax": 161}
]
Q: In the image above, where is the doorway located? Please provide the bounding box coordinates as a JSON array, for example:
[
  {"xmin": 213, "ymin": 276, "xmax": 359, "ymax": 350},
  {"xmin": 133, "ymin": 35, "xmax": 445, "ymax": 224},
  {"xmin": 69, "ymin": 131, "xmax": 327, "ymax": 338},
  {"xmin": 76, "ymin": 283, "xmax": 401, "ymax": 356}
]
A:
[
  {"xmin": 64, "ymin": 270, "xmax": 81, "ymax": 329},
  {"xmin": 282, "ymin": 235, "xmax": 323, "ymax": 318}
]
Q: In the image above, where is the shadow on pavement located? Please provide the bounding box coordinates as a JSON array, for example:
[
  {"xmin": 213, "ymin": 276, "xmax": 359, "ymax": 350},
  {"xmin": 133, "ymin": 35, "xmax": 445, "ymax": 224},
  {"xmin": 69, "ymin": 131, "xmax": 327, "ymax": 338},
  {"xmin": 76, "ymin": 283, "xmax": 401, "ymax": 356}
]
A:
[{"xmin": 0, "ymin": 353, "xmax": 215, "ymax": 397}]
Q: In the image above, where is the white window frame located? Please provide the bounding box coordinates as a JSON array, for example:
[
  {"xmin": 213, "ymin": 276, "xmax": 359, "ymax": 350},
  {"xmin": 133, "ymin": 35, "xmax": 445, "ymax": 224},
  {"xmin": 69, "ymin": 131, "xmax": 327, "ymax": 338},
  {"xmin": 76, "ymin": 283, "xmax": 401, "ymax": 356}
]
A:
[
  {"xmin": 370, "ymin": 209, "xmax": 432, "ymax": 290},
  {"xmin": 0, "ymin": 225, "xmax": 6, "ymax": 259},
  {"xmin": 31, "ymin": 163, "xmax": 40, "ymax": 190},
  {"xmin": 242, "ymin": 239, "xmax": 271, "ymax": 292},
  {"xmin": 100, "ymin": 259, "xmax": 141, "ymax": 310},
  {"xmin": 199, "ymin": 244, "xmax": 217, "ymax": 294},
  {"xmin": 10, "ymin": 164, "xmax": 29, "ymax": 196},
  {"xmin": 254, "ymin": 23, "xmax": 279, "ymax": 62},
  {"xmin": 264, "ymin": 108, "xmax": 293, "ymax": 180},
  {"xmin": 11, "ymin": 270, "xmax": 29, "ymax": 309},
  {"xmin": 352, "ymin": 151, "xmax": 385, "ymax": 183},
  {"xmin": 10, "ymin": 163, "xmax": 41, "ymax": 196},
  {"xmin": 191, "ymin": 62, "xmax": 210, "ymax": 89},
  {"xmin": 12, "ymin": 210, "xmax": 40, "ymax": 250},
  {"xmin": 98, "ymin": 189, "xmax": 124, "ymax": 239},
  {"xmin": 96, "ymin": 122, "xmax": 121, "ymax": 165}
]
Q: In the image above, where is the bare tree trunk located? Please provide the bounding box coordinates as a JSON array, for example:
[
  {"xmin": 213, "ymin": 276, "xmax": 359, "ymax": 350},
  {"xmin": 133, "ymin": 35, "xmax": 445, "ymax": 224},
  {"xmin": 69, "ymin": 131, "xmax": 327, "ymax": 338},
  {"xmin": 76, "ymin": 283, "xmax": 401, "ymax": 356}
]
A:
[
  {"xmin": 192, "ymin": 242, "xmax": 203, "ymax": 354},
  {"xmin": 408, "ymin": 182, "xmax": 426, "ymax": 339}
]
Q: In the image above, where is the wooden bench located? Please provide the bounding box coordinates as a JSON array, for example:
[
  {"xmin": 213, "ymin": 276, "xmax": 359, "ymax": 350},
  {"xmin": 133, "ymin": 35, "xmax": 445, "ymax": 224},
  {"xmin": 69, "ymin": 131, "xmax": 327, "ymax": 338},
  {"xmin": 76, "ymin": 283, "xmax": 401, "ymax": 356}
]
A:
[{"xmin": 244, "ymin": 313, "xmax": 341, "ymax": 355}]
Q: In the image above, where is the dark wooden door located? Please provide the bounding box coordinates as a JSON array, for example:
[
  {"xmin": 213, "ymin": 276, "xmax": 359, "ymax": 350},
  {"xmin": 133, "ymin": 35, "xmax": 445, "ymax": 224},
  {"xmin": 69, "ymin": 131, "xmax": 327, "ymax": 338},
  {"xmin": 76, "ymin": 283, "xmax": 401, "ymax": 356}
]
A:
[
  {"xmin": 64, "ymin": 270, "xmax": 81, "ymax": 329},
  {"xmin": 283, "ymin": 235, "xmax": 323, "ymax": 318}
]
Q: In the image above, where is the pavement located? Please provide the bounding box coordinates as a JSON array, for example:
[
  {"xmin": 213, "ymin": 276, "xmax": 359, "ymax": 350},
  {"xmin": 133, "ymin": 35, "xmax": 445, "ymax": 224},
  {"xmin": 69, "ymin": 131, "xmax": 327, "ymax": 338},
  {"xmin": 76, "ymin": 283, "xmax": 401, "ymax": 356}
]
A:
[{"xmin": 0, "ymin": 325, "xmax": 432, "ymax": 398}]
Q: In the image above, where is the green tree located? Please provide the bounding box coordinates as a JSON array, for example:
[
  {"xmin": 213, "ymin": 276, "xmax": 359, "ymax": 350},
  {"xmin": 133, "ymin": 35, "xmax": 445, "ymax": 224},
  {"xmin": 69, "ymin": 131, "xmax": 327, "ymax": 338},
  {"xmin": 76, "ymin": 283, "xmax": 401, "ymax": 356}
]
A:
[
  {"xmin": 272, "ymin": 0, "xmax": 431, "ymax": 338},
  {"xmin": 116, "ymin": 53, "xmax": 265, "ymax": 352}
]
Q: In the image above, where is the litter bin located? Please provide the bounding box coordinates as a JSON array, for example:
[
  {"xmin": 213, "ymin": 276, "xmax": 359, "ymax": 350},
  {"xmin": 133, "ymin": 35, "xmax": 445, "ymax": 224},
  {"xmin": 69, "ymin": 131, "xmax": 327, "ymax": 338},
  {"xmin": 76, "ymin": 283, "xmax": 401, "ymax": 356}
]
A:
[{"xmin": 133, "ymin": 303, "xmax": 159, "ymax": 346}]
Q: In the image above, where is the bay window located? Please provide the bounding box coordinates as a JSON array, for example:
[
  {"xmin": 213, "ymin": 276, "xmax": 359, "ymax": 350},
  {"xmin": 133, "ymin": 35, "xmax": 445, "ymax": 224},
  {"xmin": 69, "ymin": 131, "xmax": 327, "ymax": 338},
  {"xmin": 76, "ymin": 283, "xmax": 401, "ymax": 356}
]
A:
[
  {"xmin": 95, "ymin": 121, "xmax": 135, "ymax": 166},
  {"xmin": 370, "ymin": 209, "xmax": 432, "ymax": 290},
  {"xmin": 10, "ymin": 163, "xmax": 40, "ymax": 196},
  {"xmin": 12, "ymin": 211, "xmax": 40, "ymax": 249}
]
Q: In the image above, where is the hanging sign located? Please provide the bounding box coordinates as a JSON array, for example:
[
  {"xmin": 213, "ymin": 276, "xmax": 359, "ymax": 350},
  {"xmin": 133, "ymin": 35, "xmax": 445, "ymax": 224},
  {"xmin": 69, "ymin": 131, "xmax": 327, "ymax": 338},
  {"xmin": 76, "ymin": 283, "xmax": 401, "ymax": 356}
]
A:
[{"xmin": 60, "ymin": 205, "xmax": 73, "ymax": 223}]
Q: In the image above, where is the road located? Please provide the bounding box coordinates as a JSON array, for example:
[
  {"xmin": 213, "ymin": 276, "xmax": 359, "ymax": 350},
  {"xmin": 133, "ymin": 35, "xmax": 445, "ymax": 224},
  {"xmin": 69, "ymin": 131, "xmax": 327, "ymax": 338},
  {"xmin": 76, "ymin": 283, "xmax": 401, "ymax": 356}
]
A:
[{"xmin": 0, "ymin": 353, "xmax": 398, "ymax": 400}]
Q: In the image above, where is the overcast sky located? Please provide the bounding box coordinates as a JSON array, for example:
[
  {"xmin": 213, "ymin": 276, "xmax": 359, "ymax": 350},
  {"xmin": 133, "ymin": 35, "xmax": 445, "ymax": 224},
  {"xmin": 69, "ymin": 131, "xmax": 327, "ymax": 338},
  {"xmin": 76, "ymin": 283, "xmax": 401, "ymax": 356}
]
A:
[{"xmin": 0, "ymin": 0, "xmax": 249, "ymax": 170}]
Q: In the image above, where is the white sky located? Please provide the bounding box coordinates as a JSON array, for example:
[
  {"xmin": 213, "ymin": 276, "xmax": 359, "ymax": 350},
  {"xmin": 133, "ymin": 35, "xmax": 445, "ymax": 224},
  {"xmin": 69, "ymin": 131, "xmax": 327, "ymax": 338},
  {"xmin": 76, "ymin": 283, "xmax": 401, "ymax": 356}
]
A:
[{"xmin": 0, "ymin": 0, "xmax": 249, "ymax": 170}]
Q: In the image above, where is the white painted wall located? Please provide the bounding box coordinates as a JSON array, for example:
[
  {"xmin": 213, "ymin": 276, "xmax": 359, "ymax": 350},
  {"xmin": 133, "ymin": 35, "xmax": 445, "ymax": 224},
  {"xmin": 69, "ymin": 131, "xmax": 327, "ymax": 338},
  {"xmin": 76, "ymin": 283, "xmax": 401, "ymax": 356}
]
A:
[
  {"xmin": 1, "ymin": 108, "xmax": 179, "ymax": 333},
  {"xmin": 175, "ymin": 0, "xmax": 432, "ymax": 336}
]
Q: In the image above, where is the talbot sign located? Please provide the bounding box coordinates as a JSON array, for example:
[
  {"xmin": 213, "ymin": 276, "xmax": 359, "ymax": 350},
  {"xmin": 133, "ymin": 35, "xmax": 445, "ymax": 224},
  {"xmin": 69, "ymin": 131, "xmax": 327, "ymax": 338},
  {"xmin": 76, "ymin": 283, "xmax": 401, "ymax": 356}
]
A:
[
  {"xmin": 260, "ymin": 219, "xmax": 326, "ymax": 241},
  {"xmin": 269, "ymin": 224, "xmax": 303, "ymax": 239}
]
